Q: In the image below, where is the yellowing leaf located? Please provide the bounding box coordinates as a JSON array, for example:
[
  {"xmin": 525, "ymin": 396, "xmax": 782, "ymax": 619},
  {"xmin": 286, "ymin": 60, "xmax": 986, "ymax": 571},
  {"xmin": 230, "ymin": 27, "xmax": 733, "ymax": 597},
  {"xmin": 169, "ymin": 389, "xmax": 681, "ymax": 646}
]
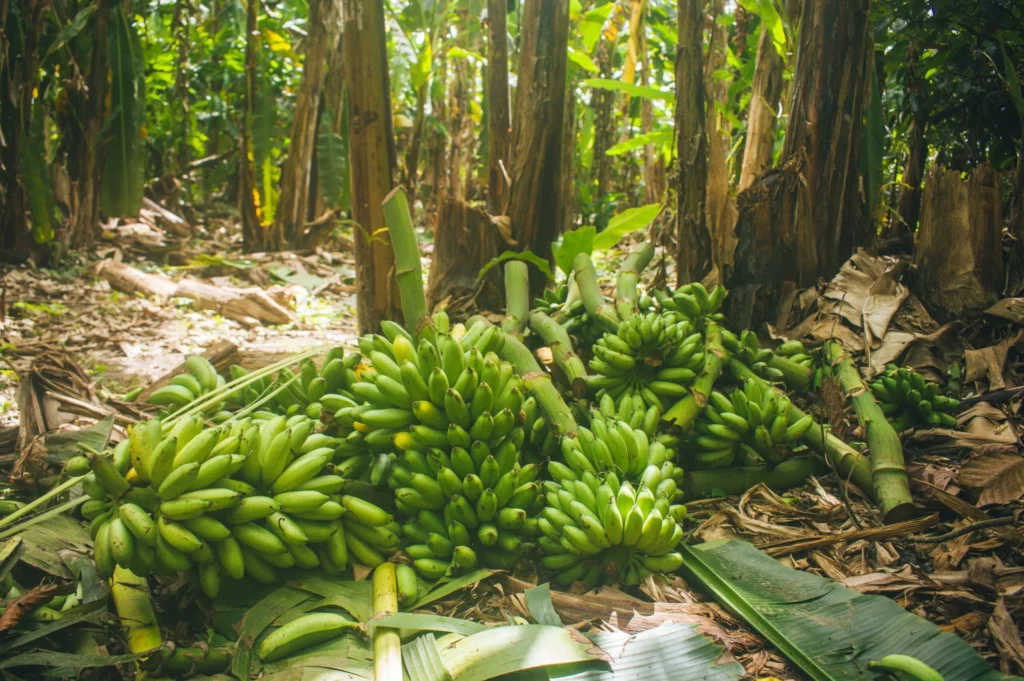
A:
[{"xmin": 262, "ymin": 29, "xmax": 294, "ymax": 58}]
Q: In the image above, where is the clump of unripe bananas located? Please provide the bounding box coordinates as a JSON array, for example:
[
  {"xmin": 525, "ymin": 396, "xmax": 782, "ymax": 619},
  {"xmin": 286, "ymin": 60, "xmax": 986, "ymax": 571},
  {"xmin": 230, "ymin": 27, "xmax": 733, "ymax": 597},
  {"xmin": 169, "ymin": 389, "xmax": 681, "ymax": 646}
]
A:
[
  {"xmin": 721, "ymin": 329, "xmax": 785, "ymax": 382},
  {"xmin": 70, "ymin": 409, "xmax": 394, "ymax": 595},
  {"xmin": 539, "ymin": 411, "xmax": 687, "ymax": 587},
  {"xmin": 225, "ymin": 346, "xmax": 360, "ymax": 423},
  {"xmin": 147, "ymin": 356, "xmax": 225, "ymax": 415},
  {"xmin": 685, "ymin": 379, "xmax": 814, "ymax": 469},
  {"xmin": 645, "ymin": 281, "xmax": 726, "ymax": 329},
  {"xmin": 587, "ymin": 311, "xmax": 705, "ymax": 414},
  {"xmin": 871, "ymin": 365, "xmax": 959, "ymax": 431},
  {"xmin": 1, "ymin": 575, "xmax": 84, "ymax": 623}
]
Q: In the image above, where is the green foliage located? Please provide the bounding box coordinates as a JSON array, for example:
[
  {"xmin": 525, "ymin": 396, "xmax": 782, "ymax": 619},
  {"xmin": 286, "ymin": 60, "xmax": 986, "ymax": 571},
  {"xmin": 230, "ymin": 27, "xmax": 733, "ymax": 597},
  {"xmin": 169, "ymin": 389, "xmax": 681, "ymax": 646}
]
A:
[
  {"xmin": 552, "ymin": 227, "xmax": 596, "ymax": 276},
  {"xmin": 592, "ymin": 203, "xmax": 662, "ymax": 250},
  {"xmin": 20, "ymin": 105, "xmax": 58, "ymax": 244},
  {"xmin": 100, "ymin": 4, "xmax": 146, "ymax": 218}
]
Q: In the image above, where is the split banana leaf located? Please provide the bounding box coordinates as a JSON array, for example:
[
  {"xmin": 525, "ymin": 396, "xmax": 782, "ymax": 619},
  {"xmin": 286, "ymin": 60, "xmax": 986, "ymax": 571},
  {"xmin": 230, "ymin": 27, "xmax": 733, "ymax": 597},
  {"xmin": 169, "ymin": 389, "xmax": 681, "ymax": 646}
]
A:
[{"xmin": 681, "ymin": 539, "xmax": 1022, "ymax": 681}]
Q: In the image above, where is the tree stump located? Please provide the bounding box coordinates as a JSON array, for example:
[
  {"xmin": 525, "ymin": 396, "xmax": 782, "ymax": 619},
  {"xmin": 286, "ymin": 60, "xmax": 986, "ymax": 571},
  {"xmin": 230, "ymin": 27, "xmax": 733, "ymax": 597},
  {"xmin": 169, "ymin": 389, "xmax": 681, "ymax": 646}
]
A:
[
  {"xmin": 914, "ymin": 163, "xmax": 1003, "ymax": 317},
  {"xmin": 426, "ymin": 197, "xmax": 504, "ymax": 313}
]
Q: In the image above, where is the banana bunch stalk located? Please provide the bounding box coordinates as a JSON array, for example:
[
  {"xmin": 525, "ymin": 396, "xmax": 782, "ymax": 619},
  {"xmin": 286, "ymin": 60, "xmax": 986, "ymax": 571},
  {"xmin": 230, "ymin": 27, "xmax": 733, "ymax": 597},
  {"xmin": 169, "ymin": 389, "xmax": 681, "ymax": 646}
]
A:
[
  {"xmin": 76, "ymin": 409, "xmax": 395, "ymax": 594},
  {"xmin": 871, "ymin": 365, "xmax": 959, "ymax": 430},
  {"xmin": 148, "ymin": 356, "xmax": 225, "ymax": 415},
  {"xmin": 227, "ymin": 346, "xmax": 360, "ymax": 422},
  {"xmin": 588, "ymin": 311, "xmax": 706, "ymax": 413},
  {"xmin": 646, "ymin": 281, "xmax": 726, "ymax": 329},
  {"xmin": 686, "ymin": 380, "xmax": 814, "ymax": 469}
]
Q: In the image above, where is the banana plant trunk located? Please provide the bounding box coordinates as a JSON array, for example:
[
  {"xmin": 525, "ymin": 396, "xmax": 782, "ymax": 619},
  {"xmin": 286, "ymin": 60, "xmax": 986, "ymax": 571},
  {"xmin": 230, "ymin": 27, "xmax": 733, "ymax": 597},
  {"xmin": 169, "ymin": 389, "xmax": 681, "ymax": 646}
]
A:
[
  {"xmin": 486, "ymin": 0, "xmax": 510, "ymax": 215},
  {"xmin": 507, "ymin": 0, "xmax": 570, "ymax": 298},
  {"xmin": 275, "ymin": 0, "xmax": 342, "ymax": 247},
  {"xmin": 738, "ymin": 21, "xmax": 784, "ymax": 192},
  {"xmin": 343, "ymin": 0, "xmax": 403, "ymax": 334},
  {"xmin": 675, "ymin": 0, "xmax": 711, "ymax": 285}
]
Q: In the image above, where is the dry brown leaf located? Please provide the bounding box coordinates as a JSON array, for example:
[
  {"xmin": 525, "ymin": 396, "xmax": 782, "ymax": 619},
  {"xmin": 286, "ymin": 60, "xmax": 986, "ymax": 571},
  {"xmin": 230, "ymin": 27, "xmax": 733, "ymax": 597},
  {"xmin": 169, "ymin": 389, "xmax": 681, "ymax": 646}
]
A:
[
  {"xmin": 958, "ymin": 452, "xmax": 1023, "ymax": 488},
  {"xmin": 989, "ymin": 598, "xmax": 1024, "ymax": 674},
  {"xmin": 0, "ymin": 584, "xmax": 60, "ymax": 635},
  {"xmin": 964, "ymin": 330, "xmax": 1024, "ymax": 392},
  {"xmin": 868, "ymin": 331, "xmax": 918, "ymax": 376},
  {"xmin": 863, "ymin": 265, "xmax": 910, "ymax": 344},
  {"xmin": 984, "ymin": 298, "xmax": 1024, "ymax": 324}
]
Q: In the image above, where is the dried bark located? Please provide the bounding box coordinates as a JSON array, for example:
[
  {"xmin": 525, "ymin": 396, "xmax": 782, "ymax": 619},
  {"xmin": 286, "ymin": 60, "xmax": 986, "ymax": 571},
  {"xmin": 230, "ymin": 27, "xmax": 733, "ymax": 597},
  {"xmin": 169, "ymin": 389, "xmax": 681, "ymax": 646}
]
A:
[
  {"xmin": 675, "ymin": 0, "xmax": 711, "ymax": 285},
  {"xmin": 486, "ymin": 0, "xmax": 510, "ymax": 215},
  {"xmin": 427, "ymin": 198, "xmax": 503, "ymax": 311},
  {"xmin": 914, "ymin": 164, "xmax": 1003, "ymax": 317},
  {"xmin": 275, "ymin": 0, "xmax": 342, "ymax": 246},
  {"xmin": 507, "ymin": 0, "xmax": 570, "ymax": 296},
  {"xmin": 343, "ymin": 0, "xmax": 402, "ymax": 334},
  {"xmin": 738, "ymin": 23, "xmax": 784, "ymax": 192}
]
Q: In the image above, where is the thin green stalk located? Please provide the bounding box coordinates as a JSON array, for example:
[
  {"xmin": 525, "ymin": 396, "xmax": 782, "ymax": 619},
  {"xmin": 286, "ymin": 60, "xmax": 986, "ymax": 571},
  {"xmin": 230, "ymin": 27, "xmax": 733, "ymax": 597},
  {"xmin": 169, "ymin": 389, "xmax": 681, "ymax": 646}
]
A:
[
  {"xmin": 502, "ymin": 260, "xmax": 530, "ymax": 336},
  {"xmin": 663, "ymin": 322, "xmax": 725, "ymax": 430},
  {"xmin": 163, "ymin": 346, "xmax": 325, "ymax": 430},
  {"xmin": 571, "ymin": 253, "xmax": 620, "ymax": 333},
  {"xmin": 683, "ymin": 456, "xmax": 828, "ymax": 499},
  {"xmin": 615, "ymin": 243, "xmax": 654, "ymax": 319},
  {"xmin": 824, "ymin": 342, "xmax": 914, "ymax": 522},
  {"xmin": 0, "ymin": 474, "xmax": 86, "ymax": 530},
  {"xmin": 224, "ymin": 376, "xmax": 302, "ymax": 425},
  {"xmin": 727, "ymin": 358, "xmax": 875, "ymax": 500},
  {"xmin": 497, "ymin": 331, "xmax": 579, "ymax": 439},
  {"xmin": 0, "ymin": 497, "xmax": 85, "ymax": 540},
  {"xmin": 382, "ymin": 186, "xmax": 432, "ymax": 341},
  {"xmin": 528, "ymin": 311, "xmax": 588, "ymax": 398}
]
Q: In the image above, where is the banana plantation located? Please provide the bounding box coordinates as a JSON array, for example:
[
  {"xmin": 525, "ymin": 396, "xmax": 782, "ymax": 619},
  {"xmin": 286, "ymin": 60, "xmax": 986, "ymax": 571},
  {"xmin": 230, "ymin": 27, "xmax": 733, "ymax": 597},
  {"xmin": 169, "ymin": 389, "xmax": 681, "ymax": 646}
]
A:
[{"xmin": 1, "ymin": 0, "xmax": 1024, "ymax": 679}]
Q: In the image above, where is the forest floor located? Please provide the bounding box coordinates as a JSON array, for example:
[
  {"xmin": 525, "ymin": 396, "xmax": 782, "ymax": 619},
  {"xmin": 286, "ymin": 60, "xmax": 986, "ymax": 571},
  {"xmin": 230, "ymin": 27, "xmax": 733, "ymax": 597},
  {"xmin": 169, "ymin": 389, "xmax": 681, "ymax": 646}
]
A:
[{"xmin": 0, "ymin": 210, "xmax": 1022, "ymax": 678}]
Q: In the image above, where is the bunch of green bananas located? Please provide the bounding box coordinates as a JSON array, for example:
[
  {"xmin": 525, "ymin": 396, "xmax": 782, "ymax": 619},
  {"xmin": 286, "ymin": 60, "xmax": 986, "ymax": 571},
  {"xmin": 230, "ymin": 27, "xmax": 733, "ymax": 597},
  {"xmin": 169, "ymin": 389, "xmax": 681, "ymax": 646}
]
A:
[
  {"xmin": 147, "ymin": 356, "xmax": 225, "ymax": 415},
  {"xmin": 870, "ymin": 365, "xmax": 959, "ymax": 430},
  {"xmin": 772, "ymin": 339, "xmax": 816, "ymax": 370},
  {"xmin": 588, "ymin": 311, "xmax": 706, "ymax": 413},
  {"xmin": 226, "ymin": 346, "xmax": 360, "ymax": 422},
  {"xmin": 335, "ymin": 314, "xmax": 522, "ymax": 482},
  {"xmin": 533, "ymin": 282, "xmax": 605, "ymax": 347},
  {"xmin": 721, "ymin": 329, "xmax": 784, "ymax": 382},
  {"xmin": 388, "ymin": 452, "xmax": 543, "ymax": 579},
  {"xmin": 646, "ymin": 281, "xmax": 726, "ymax": 328},
  {"xmin": 72, "ymin": 410, "xmax": 395, "ymax": 595},
  {"xmin": 520, "ymin": 395, "xmax": 560, "ymax": 465},
  {"xmin": 686, "ymin": 380, "xmax": 814, "ymax": 469}
]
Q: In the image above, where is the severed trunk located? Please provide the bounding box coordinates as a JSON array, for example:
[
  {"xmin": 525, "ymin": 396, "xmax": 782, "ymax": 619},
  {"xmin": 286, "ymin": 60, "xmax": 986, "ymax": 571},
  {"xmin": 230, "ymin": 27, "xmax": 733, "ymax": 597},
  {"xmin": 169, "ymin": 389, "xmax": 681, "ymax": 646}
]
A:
[
  {"xmin": 507, "ymin": 0, "xmax": 570, "ymax": 296},
  {"xmin": 675, "ymin": 0, "xmax": 710, "ymax": 285},
  {"xmin": 914, "ymin": 164, "xmax": 1003, "ymax": 317},
  {"xmin": 731, "ymin": 0, "xmax": 872, "ymax": 294},
  {"xmin": 738, "ymin": 22, "xmax": 784, "ymax": 191},
  {"xmin": 486, "ymin": 0, "xmax": 510, "ymax": 215},
  {"xmin": 891, "ymin": 117, "xmax": 926, "ymax": 238},
  {"xmin": 426, "ymin": 198, "xmax": 503, "ymax": 311},
  {"xmin": 275, "ymin": 0, "xmax": 342, "ymax": 247},
  {"xmin": 343, "ymin": 0, "xmax": 402, "ymax": 333}
]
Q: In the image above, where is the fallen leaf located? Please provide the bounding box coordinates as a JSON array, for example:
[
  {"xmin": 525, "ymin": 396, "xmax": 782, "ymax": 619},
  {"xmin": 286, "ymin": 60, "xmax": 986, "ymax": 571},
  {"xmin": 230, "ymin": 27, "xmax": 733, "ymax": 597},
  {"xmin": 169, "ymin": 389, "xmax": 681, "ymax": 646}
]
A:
[
  {"xmin": 964, "ymin": 330, "xmax": 1024, "ymax": 392},
  {"xmin": 863, "ymin": 264, "xmax": 909, "ymax": 344},
  {"xmin": 988, "ymin": 598, "xmax": 1024, "ymax": 674},
  {"xmin": 958, "ymin": 452, "xmax": 1024, "ymax": 505},
  {"xmin": 0, "ymin": 584, "xmax": 61, "ymax": 635},
  {"xmin": 984, "ymin": 298, "xmax": 1024, "ymax": 324}
]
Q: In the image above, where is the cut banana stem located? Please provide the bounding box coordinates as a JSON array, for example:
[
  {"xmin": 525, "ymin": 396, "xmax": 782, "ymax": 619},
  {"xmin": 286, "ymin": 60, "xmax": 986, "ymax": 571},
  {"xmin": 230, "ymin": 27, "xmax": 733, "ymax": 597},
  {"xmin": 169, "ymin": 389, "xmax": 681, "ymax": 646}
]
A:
[
  {"xmin": 683, "ymin": 456, "xmax": 827, "ymax": 498},
  {"xmin": 529, "ymin": 311, "xmax": 589, "ymax": 398},
  {"xmin": 111, "ymin": 566, "xmax": 163, "ymax": 654},
  {"xmin": 663, "ymin": 322, "xmax": 725, "ymax": 431},
  {"xmin": 824, "ymin": 342, "xmax": 914, "ymax": 523},
  {"xmin": 571, "ymin": 252, "xmax": 621, "ymax": 332},
  {"xmin": 372, "ymin": 563, "xmax": 403, "ymax": 681},
  {"xmin": 382, "ymin": 186, "xmax": 433, "ymax": 342},
  {"xmin": 614, "ymin": 243, "xmax": 655, "ymax": 319},
  {"xmin": 502, "ymin": 260, "xmax": 531, "ymax": 336}
]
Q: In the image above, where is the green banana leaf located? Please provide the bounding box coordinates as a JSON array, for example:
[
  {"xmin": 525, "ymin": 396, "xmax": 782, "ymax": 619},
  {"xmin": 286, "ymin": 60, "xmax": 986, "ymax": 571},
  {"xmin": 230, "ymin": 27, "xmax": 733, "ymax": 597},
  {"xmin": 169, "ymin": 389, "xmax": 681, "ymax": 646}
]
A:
[
  {"xmin": 100, "ymin": 3, "xmax": 145, "ymax": 217},
  {"xmin": 681, "ymin": 540, "xmax": 1022, "ymax": 681},
  {"xmin": 551, "ymin": 624, "xmax": 745, "ymax": 681}
]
